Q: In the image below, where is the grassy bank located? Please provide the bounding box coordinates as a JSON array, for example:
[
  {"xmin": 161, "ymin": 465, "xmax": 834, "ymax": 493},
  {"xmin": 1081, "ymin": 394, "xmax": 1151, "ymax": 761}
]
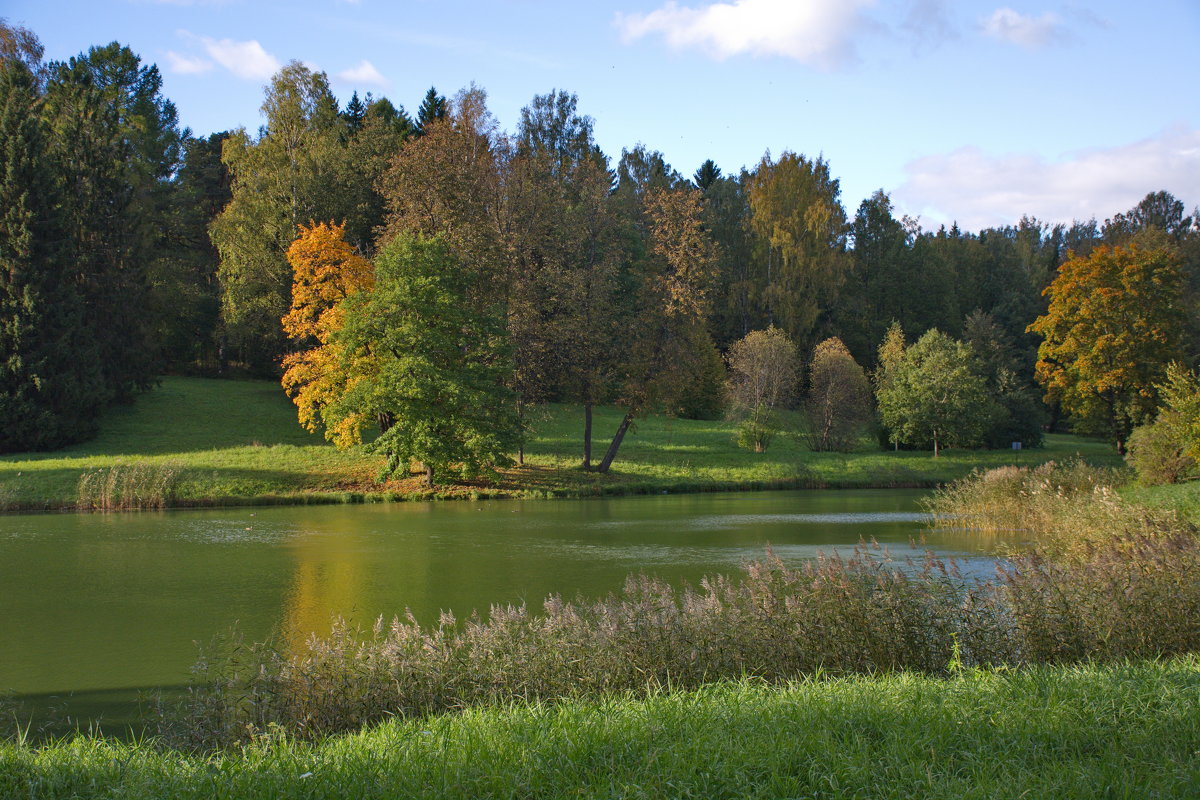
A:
[
  {"xmin": 4, "ymin": 661, "xmax": 1198, "ymax": 799},
  {"xmin": 1123, "ymin": 480, "xmax": 1200, "ymax": 523},
  {"xmin": 0, "ymin": 377, "xmax": 1122, "ymax": 511}
]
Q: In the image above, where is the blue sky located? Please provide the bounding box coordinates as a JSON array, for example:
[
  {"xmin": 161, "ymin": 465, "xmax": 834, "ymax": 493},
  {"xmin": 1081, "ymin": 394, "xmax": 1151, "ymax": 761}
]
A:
[{"xmin": 8, "ymin": 0, "xmax": 1199, "ymax": 231}]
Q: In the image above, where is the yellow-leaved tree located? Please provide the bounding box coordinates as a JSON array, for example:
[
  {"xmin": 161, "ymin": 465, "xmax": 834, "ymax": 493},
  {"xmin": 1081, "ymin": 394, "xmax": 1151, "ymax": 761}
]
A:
[
  {"xmin": 1028, "ymin": 238, "xmax": 1186, "ymax": 452},
  {"xmin": 280, "ymin": 221, "xmax": 374, "ymax": 444}
]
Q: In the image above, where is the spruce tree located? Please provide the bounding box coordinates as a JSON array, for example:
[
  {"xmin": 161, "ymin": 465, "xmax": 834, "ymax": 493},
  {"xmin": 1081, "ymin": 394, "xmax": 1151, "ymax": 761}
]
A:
[
  {"xmin": 342, "ymin": 90, "xmax": 366, "ymax": 135},
  {"xmin": 0, "ymin": 62, "xmax": 102, "ymax": 451},
  {"xmin": 415, "ymin": 86, "xmax": 446, "ymax": 134}
]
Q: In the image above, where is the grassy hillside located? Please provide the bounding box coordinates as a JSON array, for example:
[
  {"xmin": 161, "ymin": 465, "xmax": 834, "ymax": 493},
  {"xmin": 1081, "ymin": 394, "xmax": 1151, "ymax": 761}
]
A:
[
  {"xmin": 4, "ymin": 661, "xmax": 1199, "ymax": 799},
  {"xmin": 0, "ymin": 376, "xmax": 1123, "ymax": 511}
]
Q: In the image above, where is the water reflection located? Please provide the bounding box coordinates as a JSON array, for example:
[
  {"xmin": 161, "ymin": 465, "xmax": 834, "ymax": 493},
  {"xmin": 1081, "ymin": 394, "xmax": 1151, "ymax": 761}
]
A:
[{"xmin": 0, "ymin": 489, "xmax": 999, "ymax": 735}]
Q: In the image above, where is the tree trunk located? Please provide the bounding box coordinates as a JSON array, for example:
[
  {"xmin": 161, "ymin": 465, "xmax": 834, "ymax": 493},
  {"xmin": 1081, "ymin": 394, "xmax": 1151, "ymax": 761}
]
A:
[
  {"xmin": 377, "ymin": 412, "xmax": 394, "ymax": 433},
  {"xmin": 582, "ymin": 403, "xmax": 593, "ymax": 470},
  {"xmin": 424, "ymin": 463, "xmax": 434, "ymax": 489},
  {"xmin": 516, "ymin": 396, "xmax": 525, "ymax": 466},
  {"xmin": 933, "ymin": 434, "xmax": 940, "ymax": 458},
  {"xmin": 597, "ymin": 411, "xmax": 635, "ymax": 474}
]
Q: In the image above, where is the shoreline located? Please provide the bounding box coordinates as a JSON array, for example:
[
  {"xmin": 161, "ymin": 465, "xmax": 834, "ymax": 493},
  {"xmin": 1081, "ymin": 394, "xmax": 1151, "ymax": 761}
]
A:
[{"xmin": 2, "ymin": 473, "xmax": 945, "ymax": 515}]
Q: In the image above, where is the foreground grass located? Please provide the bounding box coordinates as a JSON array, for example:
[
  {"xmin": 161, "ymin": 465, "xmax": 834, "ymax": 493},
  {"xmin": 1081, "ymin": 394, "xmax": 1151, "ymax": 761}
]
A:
[
  {"xmin": 4, "ymin": 661, "xmax": 1198, "ymax": 799},
  {"xmin": 0, "ymin": 376, "xmax": 1122, "ymax": 511}
]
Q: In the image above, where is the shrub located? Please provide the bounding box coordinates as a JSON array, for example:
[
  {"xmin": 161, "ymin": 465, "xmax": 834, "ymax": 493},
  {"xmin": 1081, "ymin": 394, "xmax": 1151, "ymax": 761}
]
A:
[{"xmin": 1127, "ymin": 415, "xmax": 1197, "ymax": 485}]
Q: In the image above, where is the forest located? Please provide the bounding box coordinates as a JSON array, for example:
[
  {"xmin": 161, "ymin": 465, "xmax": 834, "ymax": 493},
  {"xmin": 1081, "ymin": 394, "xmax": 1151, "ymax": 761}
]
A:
[{"xmin": 3, "ymin": 20, "xmax": 1199, "ymax": 487}]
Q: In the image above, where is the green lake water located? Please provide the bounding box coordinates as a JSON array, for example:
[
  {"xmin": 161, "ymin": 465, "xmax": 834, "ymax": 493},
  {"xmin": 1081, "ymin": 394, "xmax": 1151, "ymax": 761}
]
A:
[{"xmin": 0, "ymin": 489, "xmax": 992, "ymax": 734}]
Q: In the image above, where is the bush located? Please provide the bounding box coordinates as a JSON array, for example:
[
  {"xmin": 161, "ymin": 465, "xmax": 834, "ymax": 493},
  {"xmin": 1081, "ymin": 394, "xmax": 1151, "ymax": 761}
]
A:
[{"xmin": 1127, "ymin": 415, "xmax": 1197, "ymax": 485}]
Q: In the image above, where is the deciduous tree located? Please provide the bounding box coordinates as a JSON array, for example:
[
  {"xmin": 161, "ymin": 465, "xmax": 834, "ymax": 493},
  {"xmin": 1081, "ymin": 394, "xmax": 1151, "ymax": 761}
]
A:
[
  {"xmin": 211, "ymin": 62, "xmax": 348, "ymax": 370},
  {"xmin": 326, "ymin": 235, "xmax": 519, "ymax": 488},
  {"xmin": 876, "ymin": 330, "xmax": 998, "ymax": 456},
  {"xmin": 725, "ymin": 326, "xmax": 798, "ymax": 453},
  {"xmin": 1028, "ymin": 240, "xmax": 1187, "ymax": 451},
  {"xmin": 804, "ymin": 337, "xmax": 872, "ymax": 452},
  {"xmin": 280, "ymin": 222, "xmax": 374, "ymax": 440},
  {"xmin": 596, "ymin": 185, "xmax": 718, "ymax": 472},
  {"xmin": 746, "ymin": 151, "xmax": 849, "ymax": 351}
]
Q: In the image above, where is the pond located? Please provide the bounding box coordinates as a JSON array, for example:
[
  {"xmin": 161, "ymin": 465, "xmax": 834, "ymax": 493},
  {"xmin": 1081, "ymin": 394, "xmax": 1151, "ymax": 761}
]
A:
[{"xmin": 0, "ymin": 489, "xmax": 993, "ymax": 735}]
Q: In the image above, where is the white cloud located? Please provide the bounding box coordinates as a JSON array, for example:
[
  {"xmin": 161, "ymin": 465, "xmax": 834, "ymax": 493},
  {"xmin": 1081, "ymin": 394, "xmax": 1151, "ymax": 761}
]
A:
[
  {"xmin": 336, "ymin": 59, "xmax": 389, "ymax": 87},
  {"xmin": 164, "ymin": 51, "xmax": 213, "ymax": 74},
  {"xmin": 615, "ymin": 0, "xmax": 877, "ymax": 69},
  {"xmin": 981, "ymin": 7, "xmax": 1066, "ymax": 49},
  {"xmin": 892, "ymin": 127, "xmax": 1200, "ymax": 231},
  {"xmin": 198, "ymin": 36, "xmax": 281, "ymax": 80}
]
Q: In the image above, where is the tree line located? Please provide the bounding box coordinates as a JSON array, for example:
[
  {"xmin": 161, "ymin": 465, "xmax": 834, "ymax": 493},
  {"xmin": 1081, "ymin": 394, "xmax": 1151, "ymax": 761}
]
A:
[{"xmin": 3, "ymin": 23, "xmax": 1198, "ymax": 481}]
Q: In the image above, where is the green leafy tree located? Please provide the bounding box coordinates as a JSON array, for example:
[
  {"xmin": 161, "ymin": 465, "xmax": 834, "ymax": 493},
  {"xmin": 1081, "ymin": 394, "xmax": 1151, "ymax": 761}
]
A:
[
  {"xmin": 804, "ymin": 337, "xmax": 872, "ymax": 452},
  {"xmin": 328, "ymin": 235, "xmax": 520, "ymax": 488},
  {"xmin": 873, "ymin": 320, "xmax": 907, "ymax": 449},
  {"xmin": 876, "ymin": 330, "xmax": 999, "ymax": 457},
  {"xmin": 1126, "ymin": 363, "xmax": 1200, "ymax": 484},
  {"xmin": 210, "ymin": 61, "xmax": 347, "ymax": 369},
  {"xmin": 511, "ymin": 90, "xmax": 625, "ymax": 466},
  {"xmin": 597, "ymin": 185, "xmax": 718, "ymax": 472},
  {"xmin": 746, "ymin": 151, "xmax": 849, "ymax": 352},
  {"xmin": 1029, "ymin": 240, "xmax": 1187, "ymax": 451},
  {"xmin": 725, "ymin": 326, "xmax": 798, "ymax": 453}
]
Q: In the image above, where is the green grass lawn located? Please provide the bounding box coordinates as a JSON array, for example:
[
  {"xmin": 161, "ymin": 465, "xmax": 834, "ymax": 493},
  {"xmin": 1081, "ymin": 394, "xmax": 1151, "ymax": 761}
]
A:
[
  {"xmin": 0, "ymin": 376, "xmax": 1124, "ymax": 511},
  {"xmin": 4, "ymin": 660, "xmax": 1199, "ymax": 799},
  {"xmin": 1121, "ymin": 480, "xmax": 1200, "ymax": 522}
]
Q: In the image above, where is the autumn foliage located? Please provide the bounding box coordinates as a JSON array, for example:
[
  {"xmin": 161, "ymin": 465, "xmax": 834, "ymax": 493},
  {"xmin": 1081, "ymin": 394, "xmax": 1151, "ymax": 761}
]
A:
[
  {"xmin": 1029, "ymin": 241, "xmax": 1186, "ymax": 450},
  {"xmin": 280, "ymin": 221, "xmax": 373, "ymax": 442}
]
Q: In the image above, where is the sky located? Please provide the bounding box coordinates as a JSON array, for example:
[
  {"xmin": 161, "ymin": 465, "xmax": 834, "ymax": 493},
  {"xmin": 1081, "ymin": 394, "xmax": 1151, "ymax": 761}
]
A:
[{"xmin": 8, "ymin": 0, "xmax": 1200, "ymax": 232}]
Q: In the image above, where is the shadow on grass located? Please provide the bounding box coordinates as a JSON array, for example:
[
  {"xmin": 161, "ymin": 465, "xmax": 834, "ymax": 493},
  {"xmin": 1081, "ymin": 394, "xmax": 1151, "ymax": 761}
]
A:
[{"xmin": 2, "ymin": 684, "xmax": 192, "ymax": 742}]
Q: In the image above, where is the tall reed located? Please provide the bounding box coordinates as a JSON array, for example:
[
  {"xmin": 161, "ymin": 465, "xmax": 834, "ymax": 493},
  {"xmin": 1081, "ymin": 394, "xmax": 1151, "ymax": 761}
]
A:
[
  {"xmin": 173, "ymin": 462, "xmax": 1200, "ymax": 748},
  {"xmin": 173, "ymin": 546, "xmax": 1006, "ymax": 747},
  {"xmin": 76, "ymin": 460, "xmax": 185, "ymax": 510}
]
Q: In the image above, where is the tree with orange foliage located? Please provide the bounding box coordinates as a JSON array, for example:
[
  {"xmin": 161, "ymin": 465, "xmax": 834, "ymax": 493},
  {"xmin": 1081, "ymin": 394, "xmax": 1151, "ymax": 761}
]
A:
[
  {"xmin": 1028, "ymin": 238, "xmax": 1186, "ymax": 452},
  {"xmin": 280, "ymin": 221, "xmax": 374, "ymax": 441}
]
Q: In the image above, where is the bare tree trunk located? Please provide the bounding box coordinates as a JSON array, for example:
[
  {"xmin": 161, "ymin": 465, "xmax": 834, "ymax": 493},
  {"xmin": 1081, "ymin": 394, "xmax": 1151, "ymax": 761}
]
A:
[
  {"xmin": 424, "ymin": 463, "xmax": 434, "ymax": 489},
  {"xmin": 516, "ymin": 396, "xmax": 525, "ymax": 466},
  {"xmin": 933, "ymin": 434, "xmax": 940, "ymax": 458},
  {"xmin": 582, "ymin": 403, "xmax": 593, "ymax": 470},
  {"xmin": 377, "ymin": 412, "xmax": 394, "ymax": 433},
  {"xmin": 597, "ymin": 411, "xmax": 635, "ymax": 474}
]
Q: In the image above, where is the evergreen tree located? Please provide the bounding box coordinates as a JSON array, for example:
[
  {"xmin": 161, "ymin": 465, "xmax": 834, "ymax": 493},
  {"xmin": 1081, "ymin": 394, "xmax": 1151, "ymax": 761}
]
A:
[
  {"xmin": 0, "ymin": 62, "xmax": 102, "ymax": 451},
  {"xmin": 43, "ymin": 52, "xmax": 159, "ymax": 401},
  {"xmin": 341, "ymin": 90, "xmax": 366, "ymax": 135},
  {"xmin": 693, "ymin": 159, "xmax": 721, "ymax": 191},
  {"xmin": 154, "ymin": 131, "xmax": 231, "ymax": 370},
  {"xmin": 415, "ymin": 86, "xmax": 446, "ymax": 134}
]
